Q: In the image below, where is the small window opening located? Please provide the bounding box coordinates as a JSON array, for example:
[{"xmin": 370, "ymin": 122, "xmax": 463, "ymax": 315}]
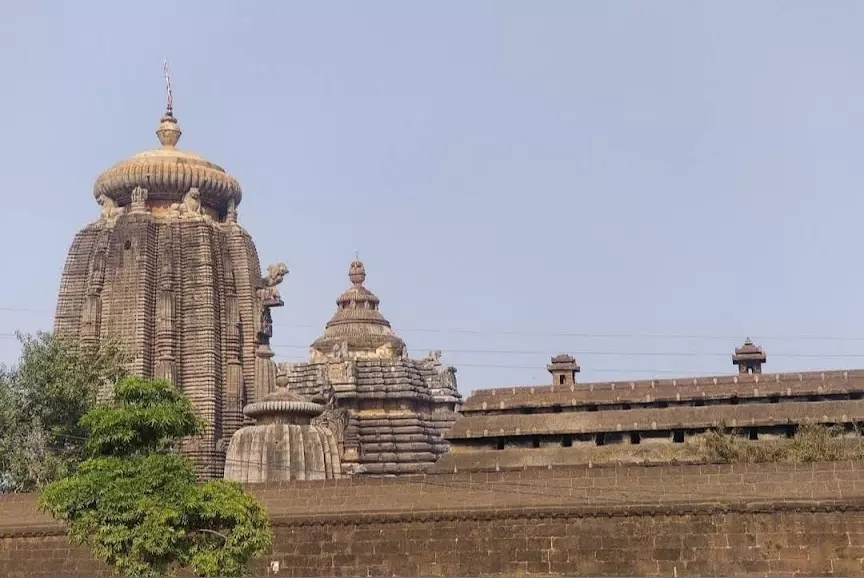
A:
[
  {"xmin": 622, "ymin": 403, "xmax": 631, "ymax": 410},
  {"xmin": 658, "ymin": 401, "xmax": 669, "ymax": 409},
  {"xmin": 730, "ymin": 396, "xmax": 739, "ymax": 405},
  {"xmin": 748, "ymin": 429, "xmax": 758, "ymax": 441},
  {"xmin": 673, "ymin": 430, "xmax": 684, "ymax": 443},
  {"xmin": 531, "ymin": 436, "xmax": 541, "ymax": 449},
  {"xmin": 124, "ymin": 240, "xmax": 132, "ymax": 250},
  {"xmin": 769, "ymin": 396, "xmax": 779, "ymax": 404},
  {"xmin": 695, "ymin": 399, "xmax": 705, "ymax": 407},
  {"xmin": 496, "ymin": 439, "xmax": 506, "ymax": 450},
  {"xmin": 552, "ymin": 405, "xmax": 562, "ymax": 413},
  {"xmin": 784, "ymin": 425, "xmax": 796, "ymax": 439},
  {"xmin": 558, "ymin": 375, "xmax": 565, "ymax": 385},
  {"xmin": 587, "ymin": 404, "xmax": 598, "ymax": 412},
  {"xmin": 561, "ymin": 435, "xmax": 573, "ymax": 448},
  {"xmin": 630, "ymin": 432, "xmax": 641, "ymax": 445},
  {"xmin": 595, "ymin": 433, "xmax": 606, "ymax": 446},
  {"xmin": 851, "ymin": 392, "xmax": 863, "ymax": 401}
]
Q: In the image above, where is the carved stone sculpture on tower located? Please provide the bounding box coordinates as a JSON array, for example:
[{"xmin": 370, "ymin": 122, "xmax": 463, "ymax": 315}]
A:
[
  {"xmin": 54, "ymin": 102, "xmax": 284, "ymax": 479},
  {"xmin": 257, "ymin": 262, "xmax": 289, "ymax": 307},
  {"xmin": 129, "ymin": 186, "xmax": 148, "ymax": 214},
  {"xmin": 96, "ymin": 194, "xmax": 122, "ymax": 222}
]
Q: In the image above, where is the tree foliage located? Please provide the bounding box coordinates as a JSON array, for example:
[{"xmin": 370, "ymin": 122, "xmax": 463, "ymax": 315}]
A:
[
  {"xmin": 39, "ymin": 376, "xmax": 272, "ymax": 577},
  {"xmin": 0, "ymin": 332, "xmax": 127, "ymax": 492}
]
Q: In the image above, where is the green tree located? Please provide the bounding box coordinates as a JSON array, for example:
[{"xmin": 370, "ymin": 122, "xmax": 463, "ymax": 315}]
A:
[
  {"xmin": 0, "ymin": 332, "xmax": 127, "ymax": 492},
  {"xmin": 39, "ymin": 376, "xmax": 272, "ymax": 577}
]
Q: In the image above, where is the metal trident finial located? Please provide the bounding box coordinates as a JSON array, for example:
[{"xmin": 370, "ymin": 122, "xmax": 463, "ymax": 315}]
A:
[
  {"xmin": 354, "ymin": 251, "xmax": 360, "ymax": 261},
  {"xmin": 162, "ymin": 58, "xmax": 173, "ymax": 115}
]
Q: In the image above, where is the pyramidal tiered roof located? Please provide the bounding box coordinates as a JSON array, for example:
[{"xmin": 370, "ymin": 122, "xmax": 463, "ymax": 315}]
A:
[{"xmin": 310, "ymin": 260, "xmax": 407, "ymax": 360}]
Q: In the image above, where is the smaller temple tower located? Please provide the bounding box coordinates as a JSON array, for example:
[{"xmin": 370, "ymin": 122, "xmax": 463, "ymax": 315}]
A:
[
  {"xmin": 547, "ymin": 354, "xmax": 580, "ymax": 385},
  {"xmin": 733, "ymin": 338, "xmax": 767, "ymax": 374},
  {"xmin": 224, "ymin": 388, "xmax": 342, "ymax": 483},
  {"xmin": 276, "ymin": 259, "xmax": 462, "ymax": 475}
]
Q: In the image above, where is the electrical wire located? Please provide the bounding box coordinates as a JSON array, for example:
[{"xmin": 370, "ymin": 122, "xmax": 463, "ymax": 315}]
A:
[
  {"xmin": 4, "ymin": 304, "xmax": 864, "ymax": 342},
  {"xmin": 1, "ymin": 330, "xmax": 863, "ymax": 362}
]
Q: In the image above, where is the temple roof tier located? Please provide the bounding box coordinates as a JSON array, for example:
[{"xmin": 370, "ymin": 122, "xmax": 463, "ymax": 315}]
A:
[
  {"xmin": 310, "ymin": 259, "xmax": 407, "ymax": 360},
  {"xmin": 243, "ymin": 388, "xmax": 324, "ymax": 421}
]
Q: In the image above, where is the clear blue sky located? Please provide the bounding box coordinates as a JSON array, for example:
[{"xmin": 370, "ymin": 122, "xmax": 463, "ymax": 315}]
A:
[{"xmin": 2, "ymin": 2, "xmax": 864, "ymax": 394}]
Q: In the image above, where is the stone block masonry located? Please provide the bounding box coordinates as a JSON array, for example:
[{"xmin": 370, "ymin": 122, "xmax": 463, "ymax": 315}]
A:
[
  {"xmin": 266, "ymin": 510, "xmax": 864, "ymax": 577},
  {"xmin": 3, "ymin": 461, "xmax": 864, "ymax": 576}
]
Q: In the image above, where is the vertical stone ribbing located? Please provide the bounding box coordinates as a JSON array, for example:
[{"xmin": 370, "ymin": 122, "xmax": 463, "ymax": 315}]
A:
[
  {"xmin": 225, "ymin": 225, "xmax": 261, "ymax": 413},
  {"xmin": 79, "ymin": 230, "xmax": 109, "ymax": 351},
  {"xmin": 177, "ymin": 221, "xmax": 220, "ymax": 478},
  {"xmin": 154, "ymin": 226, "xmax": 177, "ymax": 384},
  {"xmin": 54, "ymin": 225, "xmax": 103, "ymax": 338},
  {"xmin": 98, "ymin": 219, "xmax": 155, "ymax": 377},
  {"xmin": 209, "ymin": 228, "xmax": 228, "ymax": 474},
  {"xmin": 242, "ymin": 232, "xmax": 263, "ymax": 406},
  {"xmin": 55, "ymin": 211, "xmax": 268, "ymax": 480},
  {"xmin": 222, "ymin": 242, "xmax": 244, "ymax": 440},
  {"xmin": 139, "ymin": 220, "xmax": 158, "ymax": 379}
]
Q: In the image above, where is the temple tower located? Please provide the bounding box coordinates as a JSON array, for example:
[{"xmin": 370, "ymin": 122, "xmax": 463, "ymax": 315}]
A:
[
  {"xmin": 277, "ymin": 259, "xmax": 463, "ymax": 475},
  {"xmin": 547, "ymin": 353, "xmax": 580, "ymax": 385},
  {"xmin": 53, "ymin": 104, "xmax": 285, "ymax": 478},
  {"xmin": 224, "ymin": 388, "xmax": 342, "ymax": 483}
]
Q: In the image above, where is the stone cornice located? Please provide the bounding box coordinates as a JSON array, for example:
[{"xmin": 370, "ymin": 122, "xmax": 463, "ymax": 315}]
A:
[
  {"xmin": 269, "ymin": 498, "xmax": 864, "ymax": 527},
  {"xmin": 4, "ymin": 498, "xmax": 862, "ymax": 537}
]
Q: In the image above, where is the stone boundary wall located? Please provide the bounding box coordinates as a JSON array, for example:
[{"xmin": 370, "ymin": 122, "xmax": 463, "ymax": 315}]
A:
[
  {"xmin": 462, "ymin": 369, "xmax": 864, "ymax": 412},
  {"xmin": 3, "ymin": 462, "xmax": 864, "ymax": 576},
  {"xmin": 448, "ymin": 398, "xmax": 864, "ymax": 439}
]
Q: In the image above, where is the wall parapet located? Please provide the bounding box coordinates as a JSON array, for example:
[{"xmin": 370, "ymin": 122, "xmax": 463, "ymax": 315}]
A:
[
  {"xmin": 4, "ymin": 461, "xmax": 864, "ymax": 577},
  {"xmin": 267, "ymin": 498, "xmax": 864, "ymax": 527}
]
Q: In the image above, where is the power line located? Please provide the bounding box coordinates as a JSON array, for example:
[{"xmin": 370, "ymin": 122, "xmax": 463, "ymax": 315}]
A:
[
  {"xmin": 4, "ymin": 304, "xmax": 864, "ymax": 342},
  {"xmin": 269, "ymin": 358, "xmax": 695, "ymax": 374},
  {"xmin": 267, "ymin": 356, "xmax": 859, "ymax": 375},
  {"xmin": 269, "ymin": 342, "xmax": 864, "ymax": 359},
  {"xmin": 0, "ymin": 332, "xmax": 856, "ymax": 360}
]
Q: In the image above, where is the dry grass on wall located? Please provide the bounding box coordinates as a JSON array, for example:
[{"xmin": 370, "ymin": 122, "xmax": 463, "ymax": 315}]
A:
[
  {"xmin": 586, "ymin": 424, "xmax": 864, "ymax": 465},
  {"xmin": 696, "ymin": 423, "xmax": 864, "ymax": 464}
]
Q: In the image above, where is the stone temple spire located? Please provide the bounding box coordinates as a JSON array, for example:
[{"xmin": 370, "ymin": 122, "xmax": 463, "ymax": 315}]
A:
[
  {"xmin": 309, "ymin": 259, "xmax": 407, "ymax": 361},
  {"xmin": 224, "ymin": 388, "xmax": 342, "ymax": 482},
  {"xmin": 55, "ymin": 94, "xmax": 274, "ymax": 479}
]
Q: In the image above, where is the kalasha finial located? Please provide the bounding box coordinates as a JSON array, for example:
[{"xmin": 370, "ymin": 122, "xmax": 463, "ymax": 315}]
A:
[
  {"xmin": 348, "ymin": 259, "xmax": 366, "ymax": 286},
  {"xmin": 162, "ymin": 58, "xmax": 173, "ymax": 116},
  {"xmin": 156, "ymin": 59, "xmax": 181, "ymax": 148}
]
